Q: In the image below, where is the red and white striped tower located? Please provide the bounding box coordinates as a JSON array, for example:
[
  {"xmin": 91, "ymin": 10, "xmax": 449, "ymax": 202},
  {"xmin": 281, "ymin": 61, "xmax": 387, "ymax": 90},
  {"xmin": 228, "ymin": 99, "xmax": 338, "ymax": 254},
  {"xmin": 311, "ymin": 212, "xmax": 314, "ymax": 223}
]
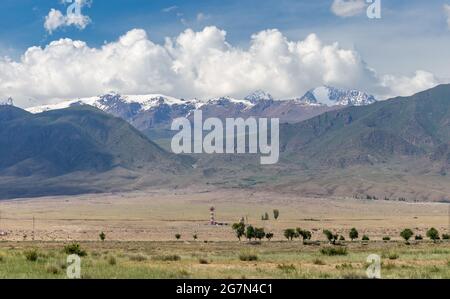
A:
[{"xmin": 210, "ymin": 206, "xmax": 216, "ymax": 225}]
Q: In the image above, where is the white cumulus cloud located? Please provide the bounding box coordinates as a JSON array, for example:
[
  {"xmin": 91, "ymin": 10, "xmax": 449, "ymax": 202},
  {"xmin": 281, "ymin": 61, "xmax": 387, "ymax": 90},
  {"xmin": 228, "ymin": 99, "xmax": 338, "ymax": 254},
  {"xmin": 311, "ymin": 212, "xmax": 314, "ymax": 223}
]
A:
[
  {"xmin": 331, "ymin": 0, "xmax": 367, "ymax": 17},
  {"xmin": 0, "ymin": 26, "xmax": 440, "ymax": 107},
  {"xmin": 44, "ymin": 0, "xmax": 92, "ymax": 34}
]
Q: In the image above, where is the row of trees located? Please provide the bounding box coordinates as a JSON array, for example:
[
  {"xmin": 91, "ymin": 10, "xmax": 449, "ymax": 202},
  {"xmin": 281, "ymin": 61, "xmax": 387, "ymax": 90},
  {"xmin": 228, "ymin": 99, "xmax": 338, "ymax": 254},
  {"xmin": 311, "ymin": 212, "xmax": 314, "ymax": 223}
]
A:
[
  {"xmin": 231, "ymin": 224, "xmax": 450, "ymax": 243},
  {"xmin": 261, "ymin": 209, "xmax": 280, "ymax": 221},
  {"xmin": 400, "ymin": 227, "xmax": 449, "ymax": 243},
  {"xmin": 231, "ymin": 222, "xmax": 274, "ymax": 241}
]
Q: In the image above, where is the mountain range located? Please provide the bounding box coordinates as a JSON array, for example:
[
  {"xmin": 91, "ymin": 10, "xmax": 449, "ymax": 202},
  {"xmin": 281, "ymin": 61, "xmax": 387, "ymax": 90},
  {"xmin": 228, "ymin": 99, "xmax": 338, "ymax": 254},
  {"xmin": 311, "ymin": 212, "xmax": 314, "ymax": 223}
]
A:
[
  {"xmin": 1, "ymin": 84, "xmax": 449, "ymax": 201},
  {"xmin": 26, "ymin": 86, "xmax": 377, "ymax": 133}
]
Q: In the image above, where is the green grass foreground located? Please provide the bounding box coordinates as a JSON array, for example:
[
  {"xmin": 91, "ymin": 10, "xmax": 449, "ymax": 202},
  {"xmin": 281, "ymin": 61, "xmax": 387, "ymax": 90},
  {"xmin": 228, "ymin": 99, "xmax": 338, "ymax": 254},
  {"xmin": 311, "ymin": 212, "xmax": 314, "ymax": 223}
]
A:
[{"xmin": 0, "ymin": 241, "xmax": 449, "ymax": 279}]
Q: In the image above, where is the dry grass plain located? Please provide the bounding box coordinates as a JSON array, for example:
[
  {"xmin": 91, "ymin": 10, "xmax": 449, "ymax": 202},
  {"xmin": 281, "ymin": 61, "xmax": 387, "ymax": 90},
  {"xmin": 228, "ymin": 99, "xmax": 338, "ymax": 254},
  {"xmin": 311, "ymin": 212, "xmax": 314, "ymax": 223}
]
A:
[{"xmin": 0, "ymin": 188, "xmax": 449, "ymax": 278}]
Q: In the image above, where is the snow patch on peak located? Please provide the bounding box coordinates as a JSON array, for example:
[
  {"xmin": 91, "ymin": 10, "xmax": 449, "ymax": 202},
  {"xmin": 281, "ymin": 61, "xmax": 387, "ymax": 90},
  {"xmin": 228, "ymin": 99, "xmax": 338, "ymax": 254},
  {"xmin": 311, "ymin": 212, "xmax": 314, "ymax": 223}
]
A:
[
  {"xmin": 0, "ymin": 97, "xmax": 14, "ymax": 106},
  {"xmin": 299, "ymin": 86, "xmax": 377, "ymax": 107},
  {"xmin": 244, "ymin": 90, "xmax": 274, "ymax": 103}
]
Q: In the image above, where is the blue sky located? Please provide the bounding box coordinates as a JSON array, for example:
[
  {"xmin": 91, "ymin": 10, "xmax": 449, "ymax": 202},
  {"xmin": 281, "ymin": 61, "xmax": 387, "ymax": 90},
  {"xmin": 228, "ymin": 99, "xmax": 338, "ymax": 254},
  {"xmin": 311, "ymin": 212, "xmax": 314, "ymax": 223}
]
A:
[{"xmin": 1, "ymin": 0, "xmax": 450, "ymax": 106}]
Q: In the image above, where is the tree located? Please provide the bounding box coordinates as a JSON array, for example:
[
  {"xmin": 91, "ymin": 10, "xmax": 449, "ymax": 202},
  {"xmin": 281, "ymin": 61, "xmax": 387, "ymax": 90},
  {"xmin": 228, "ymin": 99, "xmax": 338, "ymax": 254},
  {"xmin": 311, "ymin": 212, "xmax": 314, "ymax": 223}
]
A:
[
  {"xmin": 266, "ymin": 233, "xmax": 274, "ymax": 241},
  {"xmin": 273, "ymin": 209, "xmax": 280, "ymax": 220},
  {"xmin": 99, "ymin": 232, "xmax": 106, "ymax": 242},
  {"xmin": 246, "ymin": 225, "xmax": 256, "ymax": 241},
  {"xmin": 175, "ymin": 233, "xmax": 181, "ymax": 240},
  {"xmin": 400, "ymin": 229, "xmax": 414, "ymax": 243},
  {"xmin": 284, "ymin": 229, "xmax": 296, "ymax": 241},
  {"xmin": 232, "ymin": 222, "xmax": 246, "ymax": 241},
  {"xmin": 265, "ymin": 212, "xmax": 270, "ymax": 221},
  {"xmin": 349, "ymin": 228, "xmax": 359, "ymax": 241},
  {"xmin": 426, "ymin": 228, "xmax": 440, "ymax": 242},
  {"xmin": 296, "ymin": 228, "xmax": 312, "ymax": 244},
  {"xmin": 323, "ymin": 230, "xmax": 338, "ymax": 245},
  {"xmin": 254, "ymin": 228, "xmax": 266, "ymax": 241},
  {"xmin": 193, "ymin": 234, "xmax": 198, "ymax": 241}
]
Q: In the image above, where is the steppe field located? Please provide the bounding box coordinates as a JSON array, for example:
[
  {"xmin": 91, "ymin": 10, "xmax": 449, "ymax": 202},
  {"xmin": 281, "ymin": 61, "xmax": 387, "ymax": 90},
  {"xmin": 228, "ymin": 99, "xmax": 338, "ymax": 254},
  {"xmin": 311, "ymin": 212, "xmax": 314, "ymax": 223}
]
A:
[{"xmin": 0, "ymin": 188, "xmax": 449, "ymax": 278}]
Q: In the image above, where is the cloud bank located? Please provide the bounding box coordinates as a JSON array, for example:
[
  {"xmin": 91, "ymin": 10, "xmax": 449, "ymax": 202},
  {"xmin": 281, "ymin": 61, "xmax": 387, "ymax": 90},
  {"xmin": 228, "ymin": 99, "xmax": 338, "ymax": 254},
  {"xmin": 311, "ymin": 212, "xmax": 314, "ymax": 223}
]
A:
[
  {"xmin": 331, "ymin": 0, "xmax": 367, "ymax": 17},
  {"xmin": 0, "ymin": 26, "xmax": 440, "ymax": 107}
]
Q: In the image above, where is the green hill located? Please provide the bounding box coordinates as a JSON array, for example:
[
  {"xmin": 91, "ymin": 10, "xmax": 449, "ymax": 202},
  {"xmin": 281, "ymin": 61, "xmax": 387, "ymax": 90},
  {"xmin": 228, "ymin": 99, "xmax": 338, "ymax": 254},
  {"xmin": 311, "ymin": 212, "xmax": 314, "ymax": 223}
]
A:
[{"xmin": 0, "ymin": 105, "xmax": 189, "ymax": 198}]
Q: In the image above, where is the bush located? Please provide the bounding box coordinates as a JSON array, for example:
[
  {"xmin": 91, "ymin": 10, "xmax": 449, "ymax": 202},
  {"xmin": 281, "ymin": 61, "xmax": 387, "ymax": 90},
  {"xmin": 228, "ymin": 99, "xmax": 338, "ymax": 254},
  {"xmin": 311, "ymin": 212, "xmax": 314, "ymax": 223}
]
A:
[
  {"xmin": 442, "ymin": 234, "xmax": 450, "ymax": 240},
  {"xmin": 362, "ymin": 235, "xmax": 370, "ymax": 241},
  {"xmin": 239, "ymin": 252, "xmax": 258, "ymax": 261},
  {"xmin": 320, "ymin": 247, "xmax": 348, "ymax": 256},
  {"xmin": 426, "ymin": 228, "xmax": 440, "ymax": 242},
  {"xmin": 265, "ymin": 233, "xmax": 274, "ymax": 241},
  {"xmin": 64, "ymin": 243, "xmax": 87, "ymax": 257},
  {"xmin": 152, "ymin": 255, "xmax": 181, "ymax": 261},
  {"xmin": 175, "ymin": 234, "xmax": 181, "ymax": 240},
  {"xmin": 277, "ymin": 264, "xmax": 296, "ymax": 272},
  {"xmin": 323, "ymin": 230, "xmax": 338, "ymax": 244},
  {"xmin": 108, "ymin": 256, "xmax": 117, "ymax": 266},
  {"xmin": 415, "ymin": 234, "xmax": 423, "ymax": 240},
  {"xmin": 349, "ymin": 228, "xmax": 359, "ymax": 241},
  {"xmin": 129, "ymin": 254, "xmax": 148, "ymax": 262},
  {"xmin": 46, "ymin": 264, "xmax": 60, "ymax": 275},
  {"xmin": 24, "ymin": 249, "xmax": 38, "ymax": 262},
  {"xmin": 383, "ymin": 236, "xmax": 391, "ymax": 241},
  {"xmin": 313, "ymin": 258, "xmax": 326, "ymax": 265},
  {"xmin": 99, "ymin": 232, "xmax": 106, "ymax": 242},
  {"xmin": 400, "ymin": 229, "xmax": 414, "ymax": 242},
  {"xmin": 283, "ymin": 229, "xmax": 297, "ymax": 241},
  {"xmin": 199, "ymin": 258, "xmax": 209, "ymax": 264},
  {"xmin": 389, "ymin": 253, "xmax": 399, "ymax": 260},
  {"xmin": 273, "ymin": 209, "xmax": 280, "ymax": 220}
]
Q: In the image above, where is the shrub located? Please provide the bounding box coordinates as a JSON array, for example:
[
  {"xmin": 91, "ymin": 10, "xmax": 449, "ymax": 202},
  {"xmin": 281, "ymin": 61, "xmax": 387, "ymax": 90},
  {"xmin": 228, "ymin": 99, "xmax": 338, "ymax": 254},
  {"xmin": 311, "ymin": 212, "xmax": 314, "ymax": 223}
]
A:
[
  {"xmin": 383, "ymin": 236, "xmax": 391, "ymax": 241},
  {"xmin": 426, "ymin": 228, "xmax": 440, "ymax": 242},
  {"xmin": 99, "ymin": 232, "xmax": 106, "ymax": 242},
  {"xmin": 442, "ymin": 234, "xmax": 450, "ymax": 240},
  {"xmin": 175, "ymin": 234, "xmax": 181, "ymax": 240},
  {"xmin": 152, "ymin": 255, "xmax": 181, "ymax": 261},
  {"xmin": 199, "ymin": 258, "xmax": 209, "ymax": 264},
  {"xmin": 265, "ymin": 233, "xmax": 274, "ymax": 241},
  {"xmin": 24, "ymin": 249, "xmax": 38, "ymax": 262},
  {"xmin": 193, "ymin": 234, "xmax": 198, "ymax": 241},
  {"xmin": 64, "ymin": 243, "xmax": 87, "ymax": 257},
  {"xmin": 46, "ymin": 264, "xmax": 60, "ymax": 275},
  {"xmin": 389, "ymin": 253, "xmax": 399, "ymax": 260},
  {"xmin": 362, "ymin": 235, "xmax": 370, "ymax": 241},
  {"xmin": 284, "ymin": 229, "xmax": 297, "ymax": 241},
  {"xmin": 323, "ymin": 230, "xmax": 339, "ymax": 244},
  {"xmin": 277, "ymin": 264, "xmax": 296, "ymax": 272},
  {"xmin": 108, "ymin": 256, "xmax": 117, "ymax": 266},
  {"xmin": 400, "ymin": 229, "xmax": 414, "ymax": 242},
  {"xmin": 349, "ymin": 228, "xmax": 359, "ymax": 241},
  {"xmin": 273, "ymin": 209, "xmax": 280, "ymax": 220},
  {"xmin": 415, "ymin": 234, "xmax": 423, "ymax": 240},
  {"xmin": 297, "ymin": 229, "xmax": 312, "ymax": 243},
  {"xmin": 313, "ymin": 258, "xmax": 326, "ymax": 265},
  {"xmin": 254, "ymin": 227, "xmax": 266, "ymax": 241},
  {"xmin": 129, "ymin": 254, "xmax": 147, "ymax": 262},
  {"xmin": 320, "ymin": 247, "xmax": 348, "ymax": 256},
  {"xmin": 339, "ymin": 235, "xmax": 346, "ymax": 241},
  {"xmin": 239, "ymin": 252, "xmax": 258, "ymax": 261}
]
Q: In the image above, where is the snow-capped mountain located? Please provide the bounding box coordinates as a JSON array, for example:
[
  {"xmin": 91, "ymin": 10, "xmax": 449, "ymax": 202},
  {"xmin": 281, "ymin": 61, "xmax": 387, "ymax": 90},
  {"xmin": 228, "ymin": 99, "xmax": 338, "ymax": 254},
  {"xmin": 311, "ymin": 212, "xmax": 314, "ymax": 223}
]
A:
[
  {"xmin": 244, "ymin": 90, "xmax": 274, "ymax": 103},
  {"xmin": 297, "ymin": 86, "xmax": 377, "ymax": 106},
  {"xmin": 25, "ymin": 87, "xmax": 376, "ymax": 131},
  {"xmin": 0, "ymin": 97, "xmax": 13, "ymax": 106}
]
